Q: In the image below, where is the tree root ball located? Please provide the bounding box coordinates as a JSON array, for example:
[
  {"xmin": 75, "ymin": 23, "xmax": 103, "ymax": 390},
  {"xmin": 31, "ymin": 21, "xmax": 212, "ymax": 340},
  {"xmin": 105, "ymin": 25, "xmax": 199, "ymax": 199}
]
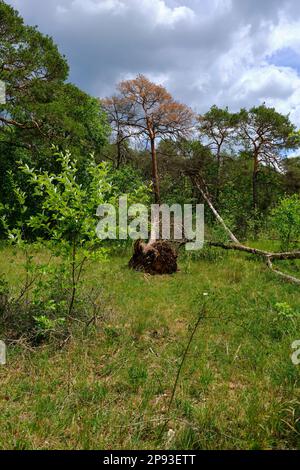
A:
[{"xmin": 129, "ymin": 240, "xmax": 178, "ymax": 275}]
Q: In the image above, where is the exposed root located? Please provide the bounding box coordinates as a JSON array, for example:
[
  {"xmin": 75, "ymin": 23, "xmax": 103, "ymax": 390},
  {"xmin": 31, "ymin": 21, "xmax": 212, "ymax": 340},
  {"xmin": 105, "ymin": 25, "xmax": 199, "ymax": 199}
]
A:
[{"xmin": 129, "ymin": 239, "xmax": 178, "ymax": 275}]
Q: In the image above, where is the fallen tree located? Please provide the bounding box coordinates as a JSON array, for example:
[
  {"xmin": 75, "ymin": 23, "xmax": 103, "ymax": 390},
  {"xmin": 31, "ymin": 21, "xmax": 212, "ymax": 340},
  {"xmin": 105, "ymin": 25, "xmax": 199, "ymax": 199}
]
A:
[
  {"xmin": 128, "ymin": 171, "xmax": 300, "ymax": 282},
  {"xmin": 128, "ymin": 203, "xmax": 180, "ymax": 275},
  {"xmin": 129, "ymin": 239, "xmax": 178, "ymax": 275},
  {"xmin": 191, "ymin": 173, "xmax": 300, "ymax": 285}
]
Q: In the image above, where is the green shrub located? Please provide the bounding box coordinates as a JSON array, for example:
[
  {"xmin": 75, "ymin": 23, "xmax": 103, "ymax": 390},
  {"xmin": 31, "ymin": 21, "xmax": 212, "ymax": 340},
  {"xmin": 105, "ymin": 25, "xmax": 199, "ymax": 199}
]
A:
[{"xmin": 270, "ymin": 195, "xmax": 300, "ymax": 250}]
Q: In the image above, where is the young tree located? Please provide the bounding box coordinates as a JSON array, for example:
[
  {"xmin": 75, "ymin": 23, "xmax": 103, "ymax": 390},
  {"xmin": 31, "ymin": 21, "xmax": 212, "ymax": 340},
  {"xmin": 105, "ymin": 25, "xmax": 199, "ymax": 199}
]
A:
[
  {"xmin": 270, "ymin": 195, "xmax": 300, "ymax": 250},
  {"xmin": 237, "ymin": 105, "xmax": 295, "ymax": 210},
  {"xmin": 197, "ymin": 106, "xmax": 238, "ymax": 205},
  {"xmin": 106, "ymin": 75, "xmax": 194, "ymax": 203}
]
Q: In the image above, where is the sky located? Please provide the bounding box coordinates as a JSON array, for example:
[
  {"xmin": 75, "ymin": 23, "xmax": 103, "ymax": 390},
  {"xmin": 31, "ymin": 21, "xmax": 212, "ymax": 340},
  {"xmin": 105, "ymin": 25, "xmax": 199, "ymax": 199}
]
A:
[{"xmin": 6, "ymin": 0, "xmax": 300, "ymax": 127}]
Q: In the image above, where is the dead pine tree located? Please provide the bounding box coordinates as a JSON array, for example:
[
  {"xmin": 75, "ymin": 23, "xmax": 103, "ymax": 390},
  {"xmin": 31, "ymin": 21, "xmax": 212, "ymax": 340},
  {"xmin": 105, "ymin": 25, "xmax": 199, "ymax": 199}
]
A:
[
  {"xmin": 105, "ymin": 75, "xmax": 195, "ymax": 274},
  {"xmin": 104, "ymin": 74, "xmax": 194, "ymax": 204}
]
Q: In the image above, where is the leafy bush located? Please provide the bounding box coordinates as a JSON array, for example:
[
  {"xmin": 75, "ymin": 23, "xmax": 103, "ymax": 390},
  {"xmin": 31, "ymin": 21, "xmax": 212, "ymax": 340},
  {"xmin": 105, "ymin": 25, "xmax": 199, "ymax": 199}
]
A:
[
  {"xmin": 270, "ymin": 195, "xmax": 300, "ymax": 250},
  {"xmin": 0, "ymin": 151, "xmax": 112, "ymax": 341},
  {"xmin": 0, "ymin": 150, "xmax": 151, "ymax": 343},
  {"xmin": 269, "ymin": 302, "xmax": 299, "ymax": 341}
]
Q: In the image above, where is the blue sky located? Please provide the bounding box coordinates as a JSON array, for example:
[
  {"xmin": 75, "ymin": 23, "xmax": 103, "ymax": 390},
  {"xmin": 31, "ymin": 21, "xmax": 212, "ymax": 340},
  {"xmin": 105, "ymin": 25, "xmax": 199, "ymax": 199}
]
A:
[
  {"xmin": 268, "ymin": 48, "xmax": 300, "ymax": 73},
  {"xmin": 6, "ymin": 0, "xmax": 300, "ymax": 126}
]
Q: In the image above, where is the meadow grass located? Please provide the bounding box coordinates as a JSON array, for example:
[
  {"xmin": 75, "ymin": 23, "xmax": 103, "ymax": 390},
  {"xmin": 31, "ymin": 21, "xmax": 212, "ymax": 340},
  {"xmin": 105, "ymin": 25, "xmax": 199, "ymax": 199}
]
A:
[{"xmin": 0, "ymin": 243, "xmax": 299, "ymax": 449}]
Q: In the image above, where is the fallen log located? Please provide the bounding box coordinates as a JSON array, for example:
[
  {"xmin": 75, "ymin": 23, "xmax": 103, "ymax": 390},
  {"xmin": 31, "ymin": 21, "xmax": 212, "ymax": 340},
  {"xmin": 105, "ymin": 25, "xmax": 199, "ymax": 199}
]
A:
[
  {"xmin": 208, "ymin": 242, "xmax": 300, "ymax": 285},
  {"xmin": 208, "ymin": 241, "xmax": 300, "ymax": 260},
  {"xmin": 266, "ymin": 256, "xmax": 300, "ymax": 285}
]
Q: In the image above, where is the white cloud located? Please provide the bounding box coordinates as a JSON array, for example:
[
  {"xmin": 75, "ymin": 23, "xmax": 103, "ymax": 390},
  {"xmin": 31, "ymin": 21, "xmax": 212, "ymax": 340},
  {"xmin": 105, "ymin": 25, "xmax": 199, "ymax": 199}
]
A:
[
  {"xmin": 6, "ymin": 0, "xmax": 300, "ymax": 126},
  {"xmin": 57, "ymin": 0, "xmax": 195, "ymax": 25},
  {"xmin": 271, "ymin": 18, "xmax": 300, "ymax": 54},
  {"xmin": 224, "ymin": 65, "xmax": 300, "ymax": 111},
  {"xmin": 69, "ymin": 0, "xmax": 126, "ymax": 15}
]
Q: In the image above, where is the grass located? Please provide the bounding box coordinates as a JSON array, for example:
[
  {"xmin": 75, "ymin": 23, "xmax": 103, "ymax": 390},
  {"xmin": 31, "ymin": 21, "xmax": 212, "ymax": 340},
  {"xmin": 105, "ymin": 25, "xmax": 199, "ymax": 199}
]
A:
[{"xmin": 0, "ymin": 242, "xmax": 299, "ymax": 449}]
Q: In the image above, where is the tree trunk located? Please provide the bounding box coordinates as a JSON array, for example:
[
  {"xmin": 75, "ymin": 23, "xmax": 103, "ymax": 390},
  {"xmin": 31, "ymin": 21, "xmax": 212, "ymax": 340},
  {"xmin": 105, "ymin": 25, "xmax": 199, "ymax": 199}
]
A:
[
  {"xmin": 129, "ymin": 137, "xmax": 174, "ymax": 275},
  {"xmin": 192, "ymin": 176, "xmax": 240, "ymax": 244},
  {"xmin": 116, "ymin": 141, "xmax": 121, "ymax": 169},
  {"xmin": 215, "ymin": 146, "xmax": 221, "ymax": 207},
  {"xmin": 150, "ymin": 137, "xmax": 160, "ymax": 204},
  {"xmin": 252, "ymin": 155, "xmax": 259, "ymax": 211}
]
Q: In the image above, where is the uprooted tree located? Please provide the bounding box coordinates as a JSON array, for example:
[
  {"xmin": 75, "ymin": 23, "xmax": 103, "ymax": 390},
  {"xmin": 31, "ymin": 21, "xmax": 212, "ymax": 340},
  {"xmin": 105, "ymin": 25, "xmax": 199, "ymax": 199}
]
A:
[
  {"xmin": 129, "ymin": 239, "xmax": 178, "ymax": 275},
  {"xmin": 129, "ymin": 169, "xmax": 300, "ymax": 283}
]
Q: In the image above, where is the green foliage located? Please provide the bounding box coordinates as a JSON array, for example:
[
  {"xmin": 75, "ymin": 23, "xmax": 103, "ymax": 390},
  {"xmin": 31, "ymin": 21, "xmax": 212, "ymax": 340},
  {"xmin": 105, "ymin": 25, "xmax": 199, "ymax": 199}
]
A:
[
  {"xmin": 275, "ymin": 302, "xmax": 298, "ymax": 321},
  {"xmin": 20, "ymin": 150, "xmax": 112, "ymax": 246},
  {"xmin": 0, "ymin": 149, "xmax": 152, "ymax": 340},
  {"xmin": 270, "ymin": 195, "xmax": 300, "ymax": 250},
  {"xmin": 0, "ymin": 2, "xmax": 110, "ymax": 228},
  {"xmin": 283, "ymin": 157, "xmax": 300, "ymax": 194},
  {"xmin": 33, "ymin": 315, "xmax": 66, "ymax": 341},
  {"xmin": 0, "ymin": 1, "xmax": 67, "ymax": 136},
  {"xmin": 1, "ymin": 0, "xmax": 300, "ymax": 239},
  {"xmin": 19, "ymin": 150, "xmax": 113, "ymax": 316},
  {"xmin": 238, "ymin": 105, "xmax": 295, "ymax": 154},
  {"xmin": 0, "ymin": 2, "xmax": 110, "ymax": 154},
  {"xmin": 128, "ymin": 363, "xmax": 148, "ymax": 388},
  {"xmin": 0, "ymin": 274, "xmax": 8, "ymax": 316},
  {"xmin": 0, "ymin": 150, "xmax": 115, "ymax": 340},
  {"xmin": 107, "ymin": 165, "xmax": 151, "ymax": 204},
  {"xmin": 269, "ymin": 302, "xmax": 299, "ymax": 341},
  {"xmin": 198, "ymin": 105, "xmax": 239, "ymax": 162}
]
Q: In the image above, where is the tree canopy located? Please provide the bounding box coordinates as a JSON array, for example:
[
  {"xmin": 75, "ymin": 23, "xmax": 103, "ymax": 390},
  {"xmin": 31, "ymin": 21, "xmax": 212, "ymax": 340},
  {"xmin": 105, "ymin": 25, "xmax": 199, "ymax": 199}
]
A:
[{"xmin": 0, "ymin": 1, "xmax": 109, "ymax": 161}]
